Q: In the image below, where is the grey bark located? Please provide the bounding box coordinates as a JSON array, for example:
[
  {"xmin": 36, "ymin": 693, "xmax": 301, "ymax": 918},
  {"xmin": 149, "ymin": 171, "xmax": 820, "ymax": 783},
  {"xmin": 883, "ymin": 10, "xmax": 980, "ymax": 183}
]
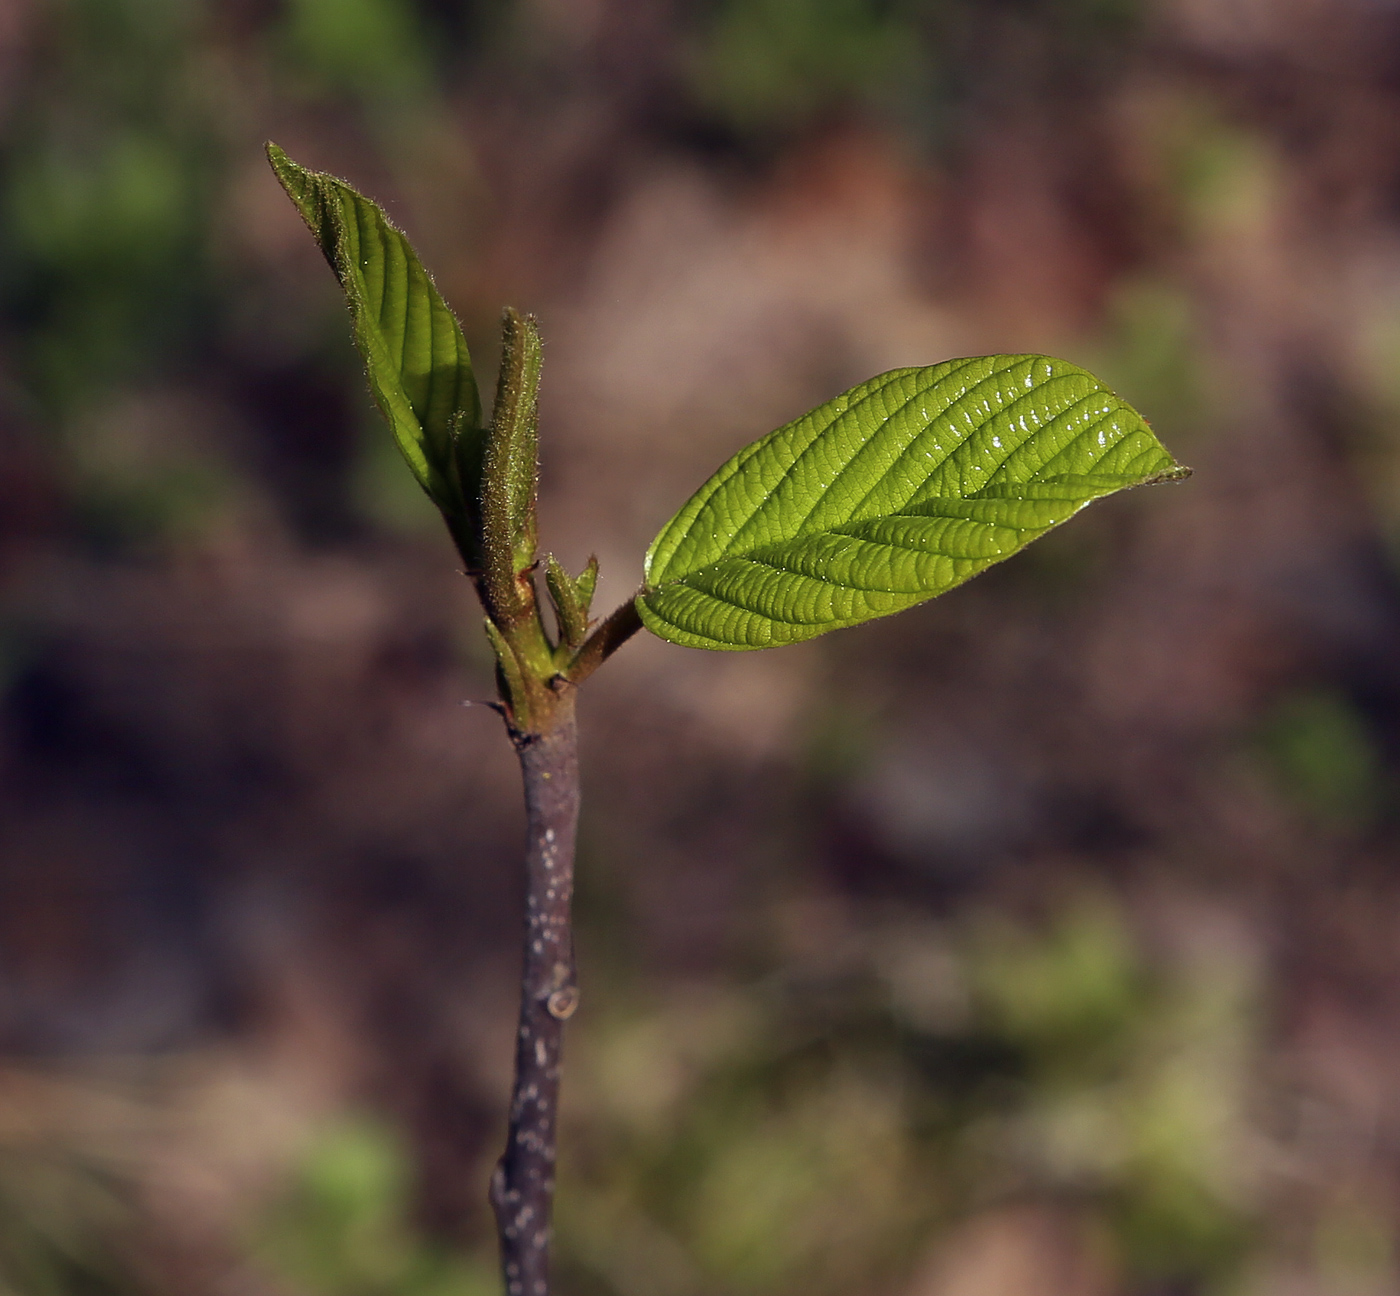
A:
[{"xmin": 490, "ymin": 699, "xmax": 580, "ymax": 1296}]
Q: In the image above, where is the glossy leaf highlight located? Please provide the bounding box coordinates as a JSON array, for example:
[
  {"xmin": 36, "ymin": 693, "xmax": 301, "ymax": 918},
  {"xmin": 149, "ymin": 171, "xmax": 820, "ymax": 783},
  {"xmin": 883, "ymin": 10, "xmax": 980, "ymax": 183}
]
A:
[
  {"xmin": 639, "ymin": 354, "xmax": 1187, "ymax": 650},
  {"xmin": 266, "ymin": 143, "xmax": 481, "ymax": 514}
]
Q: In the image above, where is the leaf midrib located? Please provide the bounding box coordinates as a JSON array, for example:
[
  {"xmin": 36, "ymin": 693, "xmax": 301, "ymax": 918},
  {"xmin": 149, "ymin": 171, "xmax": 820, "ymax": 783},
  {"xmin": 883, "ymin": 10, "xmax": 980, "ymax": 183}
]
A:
[
  {"xmin": 796, "ymin": 356, "xmax": 988, "ymax": 536},
  {"xmin": 647, "ymin": 387, "xmax": 1136, "ymax": 596},
  {"xmin": 649, "ymin": 356, "xmax": 1130, "ymax": 589}
]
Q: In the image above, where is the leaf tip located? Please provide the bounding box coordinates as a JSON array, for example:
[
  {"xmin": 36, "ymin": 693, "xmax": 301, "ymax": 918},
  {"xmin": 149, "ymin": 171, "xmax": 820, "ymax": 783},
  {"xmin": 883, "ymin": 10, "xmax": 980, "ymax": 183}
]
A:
[
  {"xmin": 265, "ymin": 140, "xmax": 316, "ymax": 215},
  {"xmin": 265, "ymin": 139, "xmax": 295, "ymax": 182}
]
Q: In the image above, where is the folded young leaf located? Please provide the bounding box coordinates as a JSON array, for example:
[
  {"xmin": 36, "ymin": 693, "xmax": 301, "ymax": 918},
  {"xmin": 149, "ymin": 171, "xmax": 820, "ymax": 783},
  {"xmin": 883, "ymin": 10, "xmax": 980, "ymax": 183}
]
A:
[
  {"xmin": 266, "ymin": 143, "xmax": 481, "ymax": 520},
  {"xmin": 638, "ymin": 355, "xmax": 1188, "ymax": 650}
]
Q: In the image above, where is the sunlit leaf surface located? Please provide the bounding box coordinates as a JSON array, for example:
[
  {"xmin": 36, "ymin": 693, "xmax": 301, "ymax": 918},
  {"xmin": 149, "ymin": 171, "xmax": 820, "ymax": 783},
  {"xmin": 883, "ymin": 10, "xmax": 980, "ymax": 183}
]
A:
[{"xmin": 640, "ymin": 355, "xmax": 1187, "ymax": 650}]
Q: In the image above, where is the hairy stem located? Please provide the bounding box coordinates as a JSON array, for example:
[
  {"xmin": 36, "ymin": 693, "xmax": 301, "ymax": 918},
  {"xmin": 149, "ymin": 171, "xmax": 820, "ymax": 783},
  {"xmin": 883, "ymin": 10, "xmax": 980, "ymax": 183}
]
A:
[
  {"xmin": 481, "ymin": 308, "xmax": 543, "ymax": 632},
  {"xmin": 490, "ymin": 696, "xmax": 580, "ymax": 1296}
]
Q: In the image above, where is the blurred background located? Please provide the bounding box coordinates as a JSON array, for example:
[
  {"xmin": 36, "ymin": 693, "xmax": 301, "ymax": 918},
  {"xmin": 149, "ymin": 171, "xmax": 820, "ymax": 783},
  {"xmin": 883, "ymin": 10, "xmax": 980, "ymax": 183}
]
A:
[{"xmin": 3, "ymin": 0, "xmax": 1400, "ymax": 1292}]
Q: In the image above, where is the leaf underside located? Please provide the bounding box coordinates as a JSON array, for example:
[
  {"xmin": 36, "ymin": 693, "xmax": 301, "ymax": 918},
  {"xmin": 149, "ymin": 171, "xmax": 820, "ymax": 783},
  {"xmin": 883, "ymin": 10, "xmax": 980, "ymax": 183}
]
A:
[
  {"xmin": 639, "ymin": 354, "xmax": 1188, "ymax": 650},
  {"xmin": 266, "ymin": 143, "xmax": 480, "ymax": 510}
]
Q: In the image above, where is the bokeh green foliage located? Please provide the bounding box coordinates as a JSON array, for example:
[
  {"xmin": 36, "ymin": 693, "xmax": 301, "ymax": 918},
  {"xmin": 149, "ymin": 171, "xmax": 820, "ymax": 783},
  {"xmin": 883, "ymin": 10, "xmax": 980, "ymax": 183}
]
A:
[
  {"xmin": 542, "ymin": 895, "xmax": 1258, "ymax": 1296},
  {"xmin": 689, "ymin": 0, "xmax": 920, "ymax": 137},
  {"xmin": 0, "ymin": 894, "xmax": 1262, "ymax": 1296},
  {"xmin": 0, "ymin": 0, "xmax": 482, "ymax": 551},
  {"xmin": 0, "ymin": 0, "xmax": 220, "ymax": 410},
  {"xmin": 1257, "ymin": 689, "xmax": 1385, "ymax": 832},
  {"xmin": 251, "ymin": 1119, "xmax": 498, "ymax": 1296},
  {"xmin": 0, "ymin": 1073, "xmax": 149, "ymax": 1296},
  {"xmin": 0, "ymin": 1147, "xmax": 137, "ymax": 1296},
  {"xmin": 687, "ymin": 0, "xmax": 1146, "ymax": 144},
  {"xmin": 228, "ymin": 896, "xmax": 1260, "ymax": 1296},
  {"xmin": 277, "ymin": 0, "xmax": 435, "ymax": 105}
]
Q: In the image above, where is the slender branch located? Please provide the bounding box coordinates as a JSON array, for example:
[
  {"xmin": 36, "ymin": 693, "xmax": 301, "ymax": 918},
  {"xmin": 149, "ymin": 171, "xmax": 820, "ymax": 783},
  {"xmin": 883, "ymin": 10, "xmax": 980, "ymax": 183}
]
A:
[
  {"xmin": 490, "ymin": 697, "xmax": 580, "ymax": 1296},
  {"xmin": 565, "ymin": 597, "xmax": 644, "ymax": 685}
]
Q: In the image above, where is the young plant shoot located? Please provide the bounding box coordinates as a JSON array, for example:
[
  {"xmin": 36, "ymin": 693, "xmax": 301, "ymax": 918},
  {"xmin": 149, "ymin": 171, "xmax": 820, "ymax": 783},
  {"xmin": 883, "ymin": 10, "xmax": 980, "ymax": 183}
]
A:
[{"xmin": 268, "ymin": 143, "xmax": 1189, "ymax": 1296}]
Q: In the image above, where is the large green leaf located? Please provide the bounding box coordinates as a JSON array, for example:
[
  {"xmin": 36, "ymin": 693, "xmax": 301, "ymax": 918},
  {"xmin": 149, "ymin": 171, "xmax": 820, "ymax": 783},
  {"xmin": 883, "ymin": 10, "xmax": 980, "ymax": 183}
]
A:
[
  {"xmin": 266, "ymin": 143, "xmax": 481, "ymax": 513},
  {"xmin": 639, "ymin": 354, "xmax": 1187, "ymax": 650}
]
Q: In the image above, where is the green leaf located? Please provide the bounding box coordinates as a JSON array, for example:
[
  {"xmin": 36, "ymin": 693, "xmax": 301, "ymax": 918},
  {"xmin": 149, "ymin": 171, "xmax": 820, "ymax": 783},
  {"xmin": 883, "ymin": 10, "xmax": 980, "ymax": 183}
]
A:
[
  {"xmin": 639, "ymin": 354, "xmax": 1188, "ymax": 650},
  {"xmin": 266, "ymin": 142, "xmax": 481, "ymax": 518},
  {"xmin": 573, "ymin": 556, "xmax": 599, "ymax": 614},
  {"xmin": 545, "ymin": 554, "xmax": 592, "ymax": 650}
]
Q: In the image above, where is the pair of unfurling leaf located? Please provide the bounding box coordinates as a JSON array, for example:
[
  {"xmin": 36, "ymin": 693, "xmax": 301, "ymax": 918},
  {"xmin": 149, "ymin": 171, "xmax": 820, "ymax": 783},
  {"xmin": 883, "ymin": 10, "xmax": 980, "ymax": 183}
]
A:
[{"xmin": 268, "ymin": 143, "xmax": 1188, "ymax": 658}]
